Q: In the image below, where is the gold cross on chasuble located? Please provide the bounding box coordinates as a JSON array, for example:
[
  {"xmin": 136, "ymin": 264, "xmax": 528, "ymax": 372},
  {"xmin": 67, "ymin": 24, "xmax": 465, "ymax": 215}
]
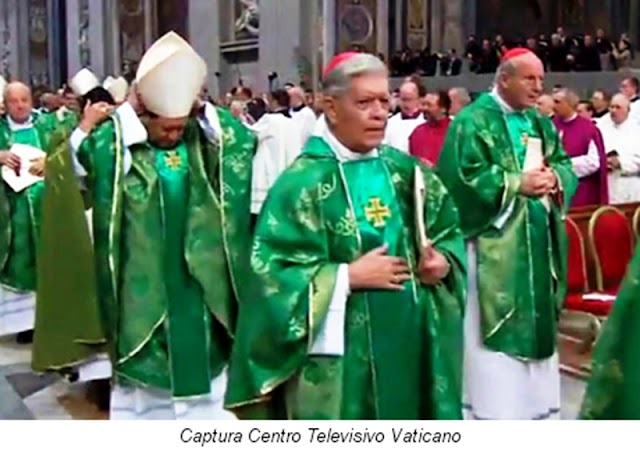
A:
[
  {"xmin": 164, "ymin": 151, "xmax": 182, "ymax": 170},
  {"xmin": 365, "ymin": 197, "xmax": 391, "ymax": 228}
]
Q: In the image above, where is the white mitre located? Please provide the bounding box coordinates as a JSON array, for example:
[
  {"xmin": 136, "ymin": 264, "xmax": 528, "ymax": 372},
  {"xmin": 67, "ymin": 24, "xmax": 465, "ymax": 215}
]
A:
[
  {"xmin": 103, "ymin": 75, "xmax": 129, "ymax": 103},
  {"xmin": 69, "ymin": 68, "xmax": 100, "ymax": 97},
  {"xmin": 135, "ymin": 31, "xmax": 206, "ymax": 118}
]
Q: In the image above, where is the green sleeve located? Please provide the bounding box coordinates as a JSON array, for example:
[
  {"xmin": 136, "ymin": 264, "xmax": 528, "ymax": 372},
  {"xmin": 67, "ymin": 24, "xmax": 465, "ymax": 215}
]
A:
[
  {"xmin": 420, "ymin": 165, "xmax": 466, "ymax": 419},
  {"xmin": 436, "ymin": 116, "xmax": 521, "ymax": 237},
  {"xmin": 580, "ymin": 244, "xmax": 640, "ymax": 419},
  {"xmin": 224, "ymin": 159, "xmax": 339, "ymax": 418},
  {"xmin": 422, "ymin": 166, "xmax": 467, "ymax": 309},
  {"xmin": 32, "ymin": 128, "xmax": 106, "ymax": 373}
]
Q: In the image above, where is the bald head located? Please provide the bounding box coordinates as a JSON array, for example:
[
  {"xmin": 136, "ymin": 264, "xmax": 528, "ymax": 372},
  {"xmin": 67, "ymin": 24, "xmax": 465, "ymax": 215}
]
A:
[
  {"xmin": 495, "ymin": 51, "xmax": 545, "ymax": 111},
  {"xmin": 287, "ymin": 86, "xmax": 306, "ymax": 108},
  {"xmin": 398, "ymin": 80, "xmax": 421, "ymax": 116},
  {"xmin": 536, "ymin": 94, "xmax": 554, "ymax": 117},
  {"xmin": 4, "ymin": 81, "xmax": 33, "ymax": 123},
  {"xmin": 610, "ymin": 92, "xmax": 630, "ymax": 125}
]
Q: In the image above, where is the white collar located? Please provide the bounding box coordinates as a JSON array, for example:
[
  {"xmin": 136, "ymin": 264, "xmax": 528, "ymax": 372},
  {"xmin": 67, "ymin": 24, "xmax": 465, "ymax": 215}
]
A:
[
  {"xmin": 8, "ymin": 114, "xmax": 34, "ymax": 131},
  {"xmin": 490, "ymin": 87, "xmax": 516, "ymax": 113},
  {"xmin": 320, "ymin": 116, "xmax": 378, "ymax": 161}
]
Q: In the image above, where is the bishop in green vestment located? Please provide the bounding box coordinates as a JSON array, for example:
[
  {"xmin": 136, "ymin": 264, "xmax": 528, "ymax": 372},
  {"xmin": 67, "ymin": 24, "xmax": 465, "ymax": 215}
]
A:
[
  {"xmin": 0, "ymin": 82, "xmax": 60, "ymax": 339},
  {"xmin": 225, "ymin": 52, "xmax": 466, "ymax": 420},
  {"xmin": 40, "ymin": 32, "xmax": 255, "ymax": 420},
  {"xmin": 579, "ymin": 243, "xmax": 640, "ymax": 419},
  {"xmin": 31, "ymin": 82, "xmax": 119, "ymax": 380},
  {"xmin": 437, "ymin": 48, "xmax": 577, "ymax": 419}
]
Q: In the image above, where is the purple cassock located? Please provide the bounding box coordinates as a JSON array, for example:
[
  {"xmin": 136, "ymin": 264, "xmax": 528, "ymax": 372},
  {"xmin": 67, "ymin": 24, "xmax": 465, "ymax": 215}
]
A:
[{"xmin": 552, "ymin": 115, "xmax": 609, "ymax": 207}]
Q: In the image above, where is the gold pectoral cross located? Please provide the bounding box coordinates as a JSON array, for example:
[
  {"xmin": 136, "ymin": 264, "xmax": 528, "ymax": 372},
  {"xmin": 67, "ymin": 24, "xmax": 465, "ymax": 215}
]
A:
[
  {"xmin": 164, "ymin": 151, "xmax": 182, "ymax": 170},
  {"xmin": 365, "ymin": 197, "xmax": 391, "ymax": 228}
]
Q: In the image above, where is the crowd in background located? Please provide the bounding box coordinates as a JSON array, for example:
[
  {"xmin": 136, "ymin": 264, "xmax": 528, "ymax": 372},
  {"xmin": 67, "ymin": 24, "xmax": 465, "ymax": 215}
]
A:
[{"xmin": 388, "ymin": 26, "xmax": 635, "ymax": 77}]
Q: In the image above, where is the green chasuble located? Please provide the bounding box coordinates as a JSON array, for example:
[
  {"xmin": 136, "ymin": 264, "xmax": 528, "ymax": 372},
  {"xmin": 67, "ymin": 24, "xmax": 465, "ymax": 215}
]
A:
[
  {"xmin": 436, "ymin": 93, "xmax": 577, "ymax": 360},
  {"xmin": 0, "ymin": 112, "xmax": 60, "ymax": 292},
  {"xmin": 225, "ymin": 137, "xmax": 466, "ymax": 420},
  {"xmin": 32, "ymin": 125, "xmax": 106, "ymax": 373},
  {"xmin": 580, "ymin": 244, "xmax": 640, "ymax": 419},
  {"xmin": 35, "ymin": 108, "xmax": 256, "ymax": 396}
]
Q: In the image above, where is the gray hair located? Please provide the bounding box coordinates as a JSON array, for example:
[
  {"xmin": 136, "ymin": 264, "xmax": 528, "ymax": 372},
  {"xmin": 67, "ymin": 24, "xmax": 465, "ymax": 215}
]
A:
[
  {"xmin": 322, "ymin": 53, "xmax": 387, "ymax": 98},
  {"xmin": 555, "ymin": 87, "xmax": 580, "ymax": 109},
  {"xmin": 3, "ymin": 81, "xmax": 30, "ymax": 101},
  {"xmin": 449, "ymin": 87, "xmax": 471, "ymax": 104}
]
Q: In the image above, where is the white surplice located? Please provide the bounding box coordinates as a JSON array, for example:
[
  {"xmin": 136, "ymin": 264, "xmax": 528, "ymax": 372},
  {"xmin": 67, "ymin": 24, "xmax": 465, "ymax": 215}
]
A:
[
  {"xmin": 463, "ymin": 90, "xmax": 561, "ymax": 420},
  {"xmin": 383, "ymin": 113, "xmax": 425, "ymax": 153},
  {"xmin": 70, "ymin": 101, "xmax": 237, "ymax": 419},
  {"xmin": 596, "ymin": 114, "xmax": 640, "ymax": 204},
  {"xmin": 291, "ymin": 105, "xmax": 317, "ymax": 147},
  {"xmin": 250, "ymin": 112, "xmax": 302, "ymax": 215},
  {"xmin": 0, "ymin": 116, "xmax": 40, "ymax": 338},
  {"xmin": 560, "ymin": 114, "xmax": 601, "ymax": 178}
]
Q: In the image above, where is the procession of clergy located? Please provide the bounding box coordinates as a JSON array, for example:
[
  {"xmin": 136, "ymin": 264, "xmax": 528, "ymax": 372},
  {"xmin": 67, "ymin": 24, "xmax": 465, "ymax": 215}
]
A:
[{"xmin": 0, "ymin": 30, "xmax": 638, "ymax": 421}]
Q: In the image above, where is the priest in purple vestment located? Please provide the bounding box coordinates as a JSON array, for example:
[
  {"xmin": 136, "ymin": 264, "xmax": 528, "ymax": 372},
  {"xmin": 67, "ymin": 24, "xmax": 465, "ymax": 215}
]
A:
[{"xmin": 552, "ymin": 88, "xmax": 608, "ymax": 206}]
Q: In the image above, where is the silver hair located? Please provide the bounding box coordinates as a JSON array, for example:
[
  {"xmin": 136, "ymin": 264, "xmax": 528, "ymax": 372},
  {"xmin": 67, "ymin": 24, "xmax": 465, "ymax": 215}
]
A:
[
  {"xmin": 322, "ymin": 53, "xmax": 387, "ymax": 98},
  {"xmin": 3, "ymin": 81, "xmax": 30, "ymax": 101},
  {"xmin": 449, "ymin": 87, "xmax": 471, "ymax": 104},
  {"xmin": 555, "ymin": 88, "xmax": 580, "ymax": 109},
  {"xmin": 494, "ymin": 59, "xmax": 518, "ymax": 85}
]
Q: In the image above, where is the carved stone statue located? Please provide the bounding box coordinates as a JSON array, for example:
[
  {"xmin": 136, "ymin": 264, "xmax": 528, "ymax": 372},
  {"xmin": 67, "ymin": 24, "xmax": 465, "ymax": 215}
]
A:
[{"xmin": 235, "ymin": 0, "xmax": 259, "ymax": 40}]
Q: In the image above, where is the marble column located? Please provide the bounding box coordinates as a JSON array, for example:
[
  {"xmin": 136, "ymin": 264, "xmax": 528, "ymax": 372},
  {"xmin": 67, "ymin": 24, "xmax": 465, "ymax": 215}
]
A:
[
  {"xmin": 323, "ymin": 0, "xmax": 337, "ymax": 64},
  {"xmin": 442, "ymin": 0, "xmax": 464, "ymax": 53},
  {"xmin": 629, "ymin": 0, "xmax": 639, "ymax": 48},
  {"xmin": 429, "ymin": 0, "xmax": 444, "ymax": 51},
  {"xmin": 258, "ymin": 0, "xmax": 301, "ymax": 91},
  {"xmin": 376, "ymin": 0, "xmax": 388, "ymax": 55},
  {"xmin": 65, "ymin": 0, "xmax": 80, "ymax": 77},
  {"xmin": 0, "ymin": 0, "xmax": 21, "ymax": 79},
  {"xmin": 188, "ymin": 0, "xmax": 221, "ymax": 95}
]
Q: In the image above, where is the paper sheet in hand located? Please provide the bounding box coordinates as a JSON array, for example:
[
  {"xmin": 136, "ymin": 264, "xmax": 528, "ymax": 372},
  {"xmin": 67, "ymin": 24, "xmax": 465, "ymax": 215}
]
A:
[
  {"xmin": 523, "ymin": 137, "xmax": 550, "ymax": 211},
  {"xmin": 1, "ymin": 144, "xmax": 46, "ymax": 192},
  {"xmin": 414, "ymin": 166, "xmax": 429, "ymax": 249}
]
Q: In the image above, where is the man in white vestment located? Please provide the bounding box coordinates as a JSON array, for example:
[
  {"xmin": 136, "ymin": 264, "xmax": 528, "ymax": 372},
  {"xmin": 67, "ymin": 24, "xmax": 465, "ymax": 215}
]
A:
[
  {"xmin": 619, "ymin": 77, "xmax": 640, "ymax": 125},
  {"xmin": 250, "ymin": 88, "xmax": 302, "ymax": 217},
  {"xmin": 597, "ymin": 93, "xmax": 640, "ymax": 204},
  {"xmin": 288, "ymin": 85, "xmax": 316, "ymax": 146},
  {"xmin": 383, "ymin": 79, "xmax": 425, "ymax": 153}
]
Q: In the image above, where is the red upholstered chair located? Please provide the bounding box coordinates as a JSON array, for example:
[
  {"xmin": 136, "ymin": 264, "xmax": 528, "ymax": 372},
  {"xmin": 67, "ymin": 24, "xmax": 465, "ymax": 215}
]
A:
[
  {"xmin": 563, "ymin": 217, "xmax": 600, "ymax": 314},
  {"xmin": 589, "ymin": 206, "xmax": 634, "ymax": 295}
]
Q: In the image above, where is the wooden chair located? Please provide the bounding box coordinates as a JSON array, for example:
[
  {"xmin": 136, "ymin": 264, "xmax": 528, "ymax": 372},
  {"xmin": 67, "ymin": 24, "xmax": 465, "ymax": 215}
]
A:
[
  {"xmin": 588, "ymin": 205, "xmax": 634, "ymax": 294},
  {"xmin": 564, "ymin": 217, "xmax": 609, "ymax": 315},
  {"xmin": 633, "ymin": 205, "xmax": 640, "ymax": 238}
]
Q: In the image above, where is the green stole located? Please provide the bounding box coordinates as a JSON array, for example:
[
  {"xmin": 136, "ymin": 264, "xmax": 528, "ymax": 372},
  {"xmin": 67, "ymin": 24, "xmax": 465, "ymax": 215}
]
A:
[
  {"xmin": 340, "ymin": 156, "xmax": 421, "ymax": 419},
  {"xmin": 502, "ymin": 112, "xmax": 555, "ymax": 358},
  {"xmin": 117, "ymin": 143, "xmax": 213, "ymax": 398},
  {"xmin": 0, "ymin": 127, "xmax": 44, "ymax": 291}
]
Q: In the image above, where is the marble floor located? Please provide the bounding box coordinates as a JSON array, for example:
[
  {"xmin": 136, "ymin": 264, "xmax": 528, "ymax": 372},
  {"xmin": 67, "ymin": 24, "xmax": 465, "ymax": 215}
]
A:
[{"xmin": 0, "ymin": 335, "xmax": 587, "ymax": 420}]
